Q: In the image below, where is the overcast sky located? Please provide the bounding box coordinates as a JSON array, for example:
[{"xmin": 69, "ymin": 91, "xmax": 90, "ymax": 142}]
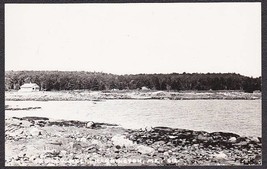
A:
[{"xmin": 5, "ymin": 3, "xmax": 261, "ymax": 77}]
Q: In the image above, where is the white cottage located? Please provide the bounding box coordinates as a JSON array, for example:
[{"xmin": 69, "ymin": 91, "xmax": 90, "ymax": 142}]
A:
[{"xmin": 19, "ymin": 83, "xmax": 40, "ymax": 92}]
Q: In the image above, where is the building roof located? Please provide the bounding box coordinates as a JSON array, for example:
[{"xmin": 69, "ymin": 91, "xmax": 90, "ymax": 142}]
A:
[{"xmin": 20, "ymin": 83, "xmax": 39, "ymax": 88}]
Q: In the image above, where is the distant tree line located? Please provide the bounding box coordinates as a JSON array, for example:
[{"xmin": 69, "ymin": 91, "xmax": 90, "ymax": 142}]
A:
[{"xmin": 5, "ymin": 71, "xmax": 261, "ymax": 93}]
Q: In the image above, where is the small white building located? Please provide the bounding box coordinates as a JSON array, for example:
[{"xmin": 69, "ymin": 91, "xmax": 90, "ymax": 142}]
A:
[{"xmin": 19, "ymin": 83, "xmax": 40, "ymax": 92}]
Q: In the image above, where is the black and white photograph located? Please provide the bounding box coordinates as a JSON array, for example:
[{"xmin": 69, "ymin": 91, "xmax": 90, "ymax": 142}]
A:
[{"xmin": 4, "ymin": 2, "xmax": 262, "ymax": 166}]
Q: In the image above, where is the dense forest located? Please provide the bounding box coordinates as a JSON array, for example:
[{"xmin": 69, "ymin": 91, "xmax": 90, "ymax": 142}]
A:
[{"xmin": 5, "ymin": 71, "xmax": 261, "ymax": 93}]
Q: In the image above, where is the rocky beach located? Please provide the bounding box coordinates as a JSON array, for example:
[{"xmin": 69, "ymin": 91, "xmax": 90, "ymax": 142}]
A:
[
  {"xmin": 5, "ymin": 90, "xmax": 261, "ymax": 101},
  {"xmin": 5, "ymin": 116, "xmax": 262, "ymax": 166}
]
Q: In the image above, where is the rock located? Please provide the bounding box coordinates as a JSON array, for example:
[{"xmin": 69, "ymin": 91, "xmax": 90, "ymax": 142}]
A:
[
  {"xmin": 234, "ymin": 141, "xmax": 248, "ymax": 146},
  {"xmin": 9, "ymin": 160, "xmax": 19, "ymax": 166},
  {"xmin": 59, "ymin": 150, "xmax": 67, "ymax": 157},
  {"xmin": 48, "ymin": 141, "xmax": 62, "ymax": 146},
  {"xmin": 44, "ymin": 149, "xmax": 60, "ymax": 157},
  {"xmin": 91, "ymin": 139, "xmax": 101, "ymax": 145},
  {"xmin": 169, "ymin": 135, "xmax": 177, "ymax": 139},
  {"xmin": 69, "ymin": 142, "xmax": 74, "ymax": 149},
  {"xmin": 115, "ymin": 145, "xmax": 121, "ymax": 149},
  {"xmin": 144, "ymin": 126, "xmax": 153, "ymax": 131},
  {"xmin": 242, "ymin": 159, "xmax": 249, "ymax": 164},
  {"xmin": 35, "ymin": 158, "xmax": 43, "ymax": 164},
  {"xmin": 29, "ymin": 127, "xmax": 42, "ymax": 136},
  {"xmin": 192, "ymin": 144, "xmax": 199, "ymax": 148},
  {"xmin": 72, "ymin": 143, "xmax": 82, "ymax": 150},
  {"xmin": 86, "ymin": 121, "xmax": 95, "ymax": 128},
  {"xmin": 158, "ymin": 147, "xmax": 165, "ymax": 153},
  {"xmin": 29, "ymin": 156, "xmax": 36, "ymax": 161},
  {"xmin": 19, "ymin": 120, "xmax": 33, "ymax": 127},
  {"xmin": 137, "ymin": 145, "xmax": 155, "ymax": 155},
  {"xmin": 87, "ymin": 145, "xmax": 98, "ymax": 153},
  {"xmin": 197, "ymin": 134, "xmax": 208, "ymax": 141},
  {"xmin": 166, "ymin": 142, "xmax": 173, "ymax": 146},
  {"xmin": 80, "ymin": 137, "xmax": 87, "ymax": 143},
  {"xmin": 114, "ymin": 149, "xmax": 120, "ymax": 153},
  {"xmin": 249, "ymin": 137, "xmax": 260, "ymax": 143},
  {"xmin": 213, "ymin": 151, "xmax": 228, "ymax": 161},
  {"xmin": 128, "ymin": 145, "xmax": 136, "ymax": 151},
  {"xmin": 248, "ymin": 144, "xmax": 254, "ymax": 148},
  {"xmin": 153, "ymin": 141, "xmax": 165, "ymax": 146},
  {"xmin": 18, "ymin": 152, "xmax": 26, "ymax": 158},
  {"xmin": 163, "ymin": 152, "xmax": 169, "ymax": 156},
  {"xmin": 236, "ymin": 136, "xmax": 247, "ymax": 143},
  {"xmin": 111, "ymin": 135, "xmax": 135, "ymax": 148},
  {"xmin": 8, "ymin": 129, "xmax": 24, "ymax": 137},
  {"xmin": 229, "ymin": 137, "xmax": 237, "ymax": 143}
]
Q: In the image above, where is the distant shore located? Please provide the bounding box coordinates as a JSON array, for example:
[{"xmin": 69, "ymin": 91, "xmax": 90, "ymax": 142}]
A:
[
  {"xmin": 5, "ymin": 90, "xmax": 261, "ymax": 101},
  {"xmin": 5, "ymin": 116, "xmax": 261, "ymax": 166}
]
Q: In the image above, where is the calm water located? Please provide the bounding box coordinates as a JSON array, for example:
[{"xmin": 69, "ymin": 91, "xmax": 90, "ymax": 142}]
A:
[{"xmin": 5, "ymin": 100, "xmax": 261, "ymax": 137}]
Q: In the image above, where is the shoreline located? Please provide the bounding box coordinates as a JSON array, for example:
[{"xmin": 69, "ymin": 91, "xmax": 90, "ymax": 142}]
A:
[
  {"xmin": 5, "ymin": 116, "xmax": 262, "ymax": 166},
  {"xmin": 5, "ymin": 90, "xmax": 261, "ymax": 101}
]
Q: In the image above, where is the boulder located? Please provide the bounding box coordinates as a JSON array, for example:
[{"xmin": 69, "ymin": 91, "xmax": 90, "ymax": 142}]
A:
[
  {"xmin": 87, "ymin": 145, "xmax": 98, "ymax": 153},
  {"xmin": 197, "ymin": 134, "xmax": 208, "ymax": 141},
  {"xmin": 111, "ymin": 135, "xmax": 135, "ymax": 148},
  {"xmin": 144, "ymin": 126, "xmax": 153, "ymax": 132},
  {"xmin": 234, "ymin": 141, "xmax": 248, "ymax": 146},
  {"xmin": 163, "ymin": 152, "xmax": 169, "ymax": 156},
  {"xmin": 29, "ymin": 156, "xmax": 36, "ymax": 162},
  {"xmin": 8, "ymin": 128, "xmax": 24, "ymax": 137},
  {"xmin": 72, "ymin": 143, "xmax": 82, "ymax": 150},
  {"xmin": 137, "ymin": 145, "xmax": 155, "ymax": 155},
  {"xmin": 169, "ymin": 135, "xmax": 178, "ymax": 139},
  {"xmin": 29, "ymin": 127, "xmax": 42, "ymax": 136},
  {"xmin": 229, "ymin": 137, "xmax": 237, "ymax": 143},
  {"xmin": 153, "ymin": 141, "xmax": 166, "ymax": 147},
  {"xmin": 86, "ymin": 121, "xmax": 95, "ymax": 128},
  {"xmin": 213, "ymin": 151, "xmax": 228, "ymax": 162},
  {"xmin": 19, "ymin": 120, "xmax": 33, "ymax": 127},
  {"xmin": 59, "ymin": 150, "xmax": 67, "ymax": 157},
  {"xmin": 249, "ymin": 137, "xmax": 260, "ymax": 143},
  {"xmin": 80, "ymin": 137, "xmax": 87, "ymax": 143},
  {"xmin": 91, "ymin": 139, "xmax": 101, "ymax": 145},
  {"xmin": 157, "ymin": 147, "xmax": 165, "ymax": 153}
]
